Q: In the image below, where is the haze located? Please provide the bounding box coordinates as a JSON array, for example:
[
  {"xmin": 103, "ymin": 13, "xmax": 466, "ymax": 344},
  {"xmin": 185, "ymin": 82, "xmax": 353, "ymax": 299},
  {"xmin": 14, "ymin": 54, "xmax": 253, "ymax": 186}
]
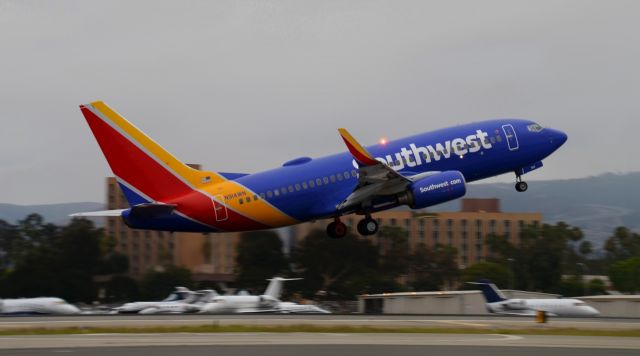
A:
[{"xmin": 0, "ymin": 0, "xmax": 638, "ymax": 204}]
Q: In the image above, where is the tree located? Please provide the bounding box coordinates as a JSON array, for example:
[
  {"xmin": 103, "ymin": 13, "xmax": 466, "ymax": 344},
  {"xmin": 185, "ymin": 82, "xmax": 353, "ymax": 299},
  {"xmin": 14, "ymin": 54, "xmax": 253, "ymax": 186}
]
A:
[
  {"xmin": 292, "ymin": 229, "xmax": 379, "ymax": 299},
  {"xmin": 459, "ymin": 262, "xmax": 510, "ymax": 288},
  {"xmin": 377, "ymin": 226, "xmax": 411, "ymax": 277},
  {"xmin": 608, "ymin": 257, "xmax": 640, "ymax": 293},
  {"xmin": 487, "ymin": 222, "xmax": 584, "ymax": 292},
  {"xmin": 604, "ymin": 227, "xmax": 640, "ymax": 262},
  {"xmin": 235, "ymin": 230, "xmax": 289, "ymax": 291},
  {"xmin": 408, "ymin": 244, "xmax": 459, "ymax": 291},
  {"xmin": 141, "ymin": 266, "xmax": 194, "ymax": 299}
]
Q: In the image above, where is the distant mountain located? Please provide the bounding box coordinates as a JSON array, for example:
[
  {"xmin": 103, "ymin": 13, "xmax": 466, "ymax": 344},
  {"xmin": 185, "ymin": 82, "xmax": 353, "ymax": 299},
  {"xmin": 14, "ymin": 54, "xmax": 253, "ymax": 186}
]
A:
[
  {"xmin": 0, "ymin": 202, "xmax": 104, "ymax": 227},
  {"xmin": 432, "ymin": 172, "xmax": 640, "ymax": 248}
]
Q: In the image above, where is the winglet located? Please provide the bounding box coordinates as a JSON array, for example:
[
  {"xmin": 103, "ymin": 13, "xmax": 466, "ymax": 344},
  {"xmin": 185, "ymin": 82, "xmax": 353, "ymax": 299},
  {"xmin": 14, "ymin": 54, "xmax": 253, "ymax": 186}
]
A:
[{"xmin": 338, "ymin": 128, "xmax": 379, "ymax": 166}]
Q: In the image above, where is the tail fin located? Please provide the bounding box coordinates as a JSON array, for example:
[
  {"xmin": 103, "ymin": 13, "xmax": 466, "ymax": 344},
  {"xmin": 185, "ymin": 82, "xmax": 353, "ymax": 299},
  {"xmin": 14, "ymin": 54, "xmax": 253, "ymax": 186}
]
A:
[
  {"xmin": 263, "ymin": 277, "xmax": 302, "ymax": 299},
  {"xmin": 467, "ymin": 280, "xmax": 507, "ymax": 303},
  {"xmin": 80, "ymin": 101, "xmax": 226, "ymax": 206}
]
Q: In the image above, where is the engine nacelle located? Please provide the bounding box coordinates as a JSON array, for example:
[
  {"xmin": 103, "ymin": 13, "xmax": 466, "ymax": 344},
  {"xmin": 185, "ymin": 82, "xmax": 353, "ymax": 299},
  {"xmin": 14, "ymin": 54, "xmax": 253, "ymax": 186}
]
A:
[{"xmin": 397, "ymin": 171, "xmax": 466, "ymax": 209}]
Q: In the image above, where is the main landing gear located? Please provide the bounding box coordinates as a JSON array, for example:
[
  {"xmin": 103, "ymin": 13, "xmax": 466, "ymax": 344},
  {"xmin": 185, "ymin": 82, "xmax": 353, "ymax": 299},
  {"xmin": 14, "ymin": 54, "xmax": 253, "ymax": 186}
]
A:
[
  {"xmin": 326, "ymin": 215, "xmax": 380, "ymax": 238},
  {"xmin": 357, "ymin": 215, "xmax": 379, "ymax": 236},
  {"xmin": 326, "ymin": 217, "xmax": 348, "ymax": 239},
  {"xmin": 515, "ymin": 174, "xmax": 528, "ymax": 192}
]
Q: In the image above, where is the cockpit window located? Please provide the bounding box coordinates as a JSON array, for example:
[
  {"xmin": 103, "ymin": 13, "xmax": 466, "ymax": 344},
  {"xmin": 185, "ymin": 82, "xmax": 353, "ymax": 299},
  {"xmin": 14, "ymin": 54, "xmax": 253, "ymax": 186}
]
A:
[{"xmin": 527, "ymin": 123, "xmax": 544, "ymax": 133}]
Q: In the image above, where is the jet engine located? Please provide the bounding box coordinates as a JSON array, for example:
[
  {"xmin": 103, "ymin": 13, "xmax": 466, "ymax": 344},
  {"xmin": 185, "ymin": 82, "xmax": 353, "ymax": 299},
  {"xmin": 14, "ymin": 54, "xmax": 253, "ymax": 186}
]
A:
[{"xmin": 396, "ymin": 171, "xmax": 466, "ymax": 209}]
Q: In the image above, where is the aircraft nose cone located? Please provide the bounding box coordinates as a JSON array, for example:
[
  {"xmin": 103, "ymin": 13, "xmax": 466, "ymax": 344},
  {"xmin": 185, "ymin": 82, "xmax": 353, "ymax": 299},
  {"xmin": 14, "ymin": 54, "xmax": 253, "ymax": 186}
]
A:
[{"xmin": 549, "ymin": 129, "xmax": 568, "ymax": 148}]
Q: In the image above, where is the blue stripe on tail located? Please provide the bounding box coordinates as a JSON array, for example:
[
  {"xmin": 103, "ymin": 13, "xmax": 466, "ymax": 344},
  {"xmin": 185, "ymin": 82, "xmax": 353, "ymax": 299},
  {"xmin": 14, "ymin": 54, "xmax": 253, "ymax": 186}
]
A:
[{"xmin": 475, "ymin": 280, "xmax": 506, "ymax": 303}]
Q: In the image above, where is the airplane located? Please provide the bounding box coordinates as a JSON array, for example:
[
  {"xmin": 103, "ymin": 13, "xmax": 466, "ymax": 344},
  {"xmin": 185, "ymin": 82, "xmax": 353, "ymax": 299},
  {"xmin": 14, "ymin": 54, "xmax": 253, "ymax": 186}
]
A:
[
  {"xmin": 114, "ymin": 286, "xmax": 191, "ymax": 314},
  {"xmin": 137, "ymin": 289, "xmax": 216, "ymax": 314},
  {"xmin": 469, "ymin": 281, "xmax": 600, "ymax": 317},
  {"xmin": 73, "ymin": 101, "xmax": 567, "ymax": 238},
  {"xmin": 199, "ymin": 277, "xmax": 300, "ymax": 314},
  {"xmin": 276, "ymin": 301, "xmax": 331, "ymax": 314},
  {"xmin": 0, "ymin": 297, "xmax": 80, "ymax": 315}
]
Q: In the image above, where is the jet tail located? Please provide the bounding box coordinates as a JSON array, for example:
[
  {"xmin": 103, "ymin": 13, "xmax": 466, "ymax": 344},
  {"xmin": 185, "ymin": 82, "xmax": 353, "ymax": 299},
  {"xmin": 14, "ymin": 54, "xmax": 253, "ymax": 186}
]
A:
[
  {"xmin": 263, "ymin": 277, "xmax": 302, "ymax": 299},
  {"xmin": 467, "ymin": 280, "xmax": 508, "ymax": 303},
  {"xmin": 79, "ymin": 101, "xmax": 227, "ymax": 206}
]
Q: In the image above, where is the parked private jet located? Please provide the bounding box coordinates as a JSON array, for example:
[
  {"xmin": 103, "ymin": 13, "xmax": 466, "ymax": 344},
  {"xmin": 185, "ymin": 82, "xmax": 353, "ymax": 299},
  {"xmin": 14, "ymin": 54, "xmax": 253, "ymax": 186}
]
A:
[
  {"xmin": 199, "ymin": 277, "xmax": 300, "ymax": 314},
  {"xmin": 470, "ymin": 281, "xmax": 600, "ymax": 317},
  {"xmin": 0, "ymin": 297, "xmax": 80, "ymax": 315},
  {"xmin": 114, "ymin": 286, "xmax": 191, "ymax": 314},
  {"xmin": 74, "ymin": 101, "xmax": 567, "ymax": 238},
  {"xmin": 137, "ymin": 289, "xmax": 217, "ymax": 314}
]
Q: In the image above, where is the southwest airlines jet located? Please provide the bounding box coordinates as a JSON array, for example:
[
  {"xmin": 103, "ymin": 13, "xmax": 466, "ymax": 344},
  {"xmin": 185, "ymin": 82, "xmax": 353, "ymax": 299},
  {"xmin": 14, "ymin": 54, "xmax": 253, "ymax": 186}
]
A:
[{"xmin": 74, "ymin": 101, "xmax": 567, "ymax": 238}]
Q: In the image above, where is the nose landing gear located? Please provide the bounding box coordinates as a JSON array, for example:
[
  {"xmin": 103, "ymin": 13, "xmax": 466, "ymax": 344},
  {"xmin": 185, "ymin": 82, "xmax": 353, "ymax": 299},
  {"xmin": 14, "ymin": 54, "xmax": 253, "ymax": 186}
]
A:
[{"xmin": 515, "ymin": 174, "xmax": 528, "ymax": 192}]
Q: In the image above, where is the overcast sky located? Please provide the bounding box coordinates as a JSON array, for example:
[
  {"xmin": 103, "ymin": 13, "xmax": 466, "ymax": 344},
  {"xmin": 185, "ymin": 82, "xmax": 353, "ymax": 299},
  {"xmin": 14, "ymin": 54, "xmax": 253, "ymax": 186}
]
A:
[{"xmin": 0, "ymin": 0, "xmax": 638, "ymax": 205}]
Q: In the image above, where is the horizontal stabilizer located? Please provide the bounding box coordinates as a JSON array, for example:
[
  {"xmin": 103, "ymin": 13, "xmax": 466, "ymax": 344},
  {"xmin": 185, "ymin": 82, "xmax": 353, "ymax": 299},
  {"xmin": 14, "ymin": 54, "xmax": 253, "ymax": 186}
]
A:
[
  {"xmin": 129, "ymin": 203, "xmax": 177, "ymax": 219},
  {"xmin": 70, "ymin": 209, "xmax": 126, "ymax": 217}
]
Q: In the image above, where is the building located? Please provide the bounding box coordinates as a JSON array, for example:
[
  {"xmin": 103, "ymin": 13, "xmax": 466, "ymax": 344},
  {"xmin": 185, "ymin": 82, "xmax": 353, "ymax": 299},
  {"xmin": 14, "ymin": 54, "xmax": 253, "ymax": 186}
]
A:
[
  {"xmin": 105, "ymin": 176, "xmax": 239, "ymax": 282},
  {"xmin": 290, "ymin": 198, "xmax": 542, "ymax": 268}
]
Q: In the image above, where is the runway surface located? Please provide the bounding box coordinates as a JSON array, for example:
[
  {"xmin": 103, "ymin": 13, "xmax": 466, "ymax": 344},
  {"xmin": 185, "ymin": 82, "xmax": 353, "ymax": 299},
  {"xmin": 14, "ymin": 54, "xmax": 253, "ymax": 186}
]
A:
[
  {"xmin": 0, "ymin": 333, "xmax": 639, "ymax": 353},
  {"xmin": 0, "ymin": 314, "xmax": 638, "ymax": 331}
]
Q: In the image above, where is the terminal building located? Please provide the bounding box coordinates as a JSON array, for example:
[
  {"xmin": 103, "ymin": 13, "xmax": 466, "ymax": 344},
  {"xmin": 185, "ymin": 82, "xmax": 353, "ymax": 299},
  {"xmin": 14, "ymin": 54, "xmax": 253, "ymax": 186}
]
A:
[{"xmin": 106, "ymin": 170, "xmax": 541, "ymax": 279}]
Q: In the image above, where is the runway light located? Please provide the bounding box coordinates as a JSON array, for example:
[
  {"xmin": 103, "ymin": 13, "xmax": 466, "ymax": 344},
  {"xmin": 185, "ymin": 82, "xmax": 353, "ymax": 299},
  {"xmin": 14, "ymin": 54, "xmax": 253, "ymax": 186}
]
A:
[{"xmin": 379, "ymin": 137, "xmax": 387, "ymax": 145}]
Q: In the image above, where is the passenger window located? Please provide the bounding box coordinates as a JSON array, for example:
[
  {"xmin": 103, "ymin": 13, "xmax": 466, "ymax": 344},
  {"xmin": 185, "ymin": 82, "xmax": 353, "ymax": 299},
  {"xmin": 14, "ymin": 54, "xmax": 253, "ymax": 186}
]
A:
[
  {"xmin": 330, "ymin": 175, "xmax": 336, "ymax": 183},
  {"xmin": 496, "ymin": 135, "xmax": 502, "ymax": 142},
  {"xmin": 274, "ymin": 189, "xmax": 280, "ymax": 197},
  {"xmin": 267, "ymin": 191, "xmax": 273, "ymax": 198},
  {"xmin": 239, "ymin": 199, "xmax": 243, "ymax": 205},
  {"xmin": 323, "ymin": 177, "xmax": 329, "ymax": 184},
  {"xmin": 254, "ymin": 194, "xmax": 258, "ymax": 200},
  {"xmin": 295, "ymin": 183, "xmax": 301, "ymax": 191},
  {"xmin": 316, "ymin": 178, "xmax": 322, "ymax": 186},
  {"xmin": 337, "ymin": 174, "xmax": 343, "ymax": 181},
  {"xmin": 309, "ymin": 180, "xmax": 315, "ymax": 188},
  {"xmin": 351, "ymin": 170, "xmax": 357, "ymax": 178},
  {"xmin": 344, "ymin": 172, "xmax": 350, "ymax": 179},
  {"xmin": 281, "ymin": 187, "xmax": 287, "ymax": 195},
  {"xmin": 288, "ymin": 185, "xmax": 294, "ymax": 193},
  {"xmin": 260, "ymin": 193, "xmax": 266, "ymax": 199},
  {"xmin": 245, "ymin": 197, "xmax": 251, "ymax": 203},
  {"xmin": 302, "ymin": 182, "xmax": 308, "ymax": 189}
]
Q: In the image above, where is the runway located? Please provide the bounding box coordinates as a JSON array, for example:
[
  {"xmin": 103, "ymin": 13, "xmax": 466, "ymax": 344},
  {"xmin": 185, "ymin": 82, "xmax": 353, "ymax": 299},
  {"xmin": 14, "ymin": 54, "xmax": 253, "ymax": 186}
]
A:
[
  {"xmin": 0, "ymin": 333, "xmax": 639, "ymax": 354},
  {"xmin": 0, "ymin": 315, "xmax": 638, "ymax": 353},
  {"xmin": 0, "ymin": 314, "xmax": 638, "ymax": 331}
]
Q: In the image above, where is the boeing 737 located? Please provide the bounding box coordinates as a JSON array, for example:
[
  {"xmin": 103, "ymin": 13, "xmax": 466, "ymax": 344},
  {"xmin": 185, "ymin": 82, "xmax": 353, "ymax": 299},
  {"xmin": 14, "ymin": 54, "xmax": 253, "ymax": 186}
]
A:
[
  {"xmin": 470, "ymin": 281, "xmax": 600, "ymax": 317},
  {"xmin": 74, "ymin": 101, "xmax": 567, "ymax": 238}
]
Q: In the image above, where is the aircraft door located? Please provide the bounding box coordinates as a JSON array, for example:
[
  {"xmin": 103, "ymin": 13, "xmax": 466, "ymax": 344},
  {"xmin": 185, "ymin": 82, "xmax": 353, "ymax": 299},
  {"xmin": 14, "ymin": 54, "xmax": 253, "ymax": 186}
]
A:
[
  {"xmin": 212, "ymin": 195, "xmax": 228, "ymax": 222},
  {"xmin": 502, "ymin": 124, "xmax": 519, "ymax": 151}
]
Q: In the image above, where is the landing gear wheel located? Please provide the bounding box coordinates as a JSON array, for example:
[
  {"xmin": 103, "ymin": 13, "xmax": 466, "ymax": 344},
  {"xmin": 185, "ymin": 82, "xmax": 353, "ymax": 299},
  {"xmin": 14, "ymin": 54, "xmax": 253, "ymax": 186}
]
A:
[
  {"xmin": 326, "ymin": 221, "xmax": 347, "ymax": 239},
  {"xmin": 515, "ymin": 181, "xmax": 528, "ymax": 192},
  {"xmin": 357, "ymin": 218, "xmax": 379, "ymax": 236}
]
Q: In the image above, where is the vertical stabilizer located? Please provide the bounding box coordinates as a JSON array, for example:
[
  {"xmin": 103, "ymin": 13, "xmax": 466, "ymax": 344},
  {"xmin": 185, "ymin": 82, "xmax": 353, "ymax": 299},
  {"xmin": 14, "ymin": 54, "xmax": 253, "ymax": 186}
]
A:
[
  {"xmin": 263, "ymin": 277, "xmax": 302, "ymax": 299},
  {"xmin": 468, "ymin": 280, "xmax": 508, "ymax": 303}
]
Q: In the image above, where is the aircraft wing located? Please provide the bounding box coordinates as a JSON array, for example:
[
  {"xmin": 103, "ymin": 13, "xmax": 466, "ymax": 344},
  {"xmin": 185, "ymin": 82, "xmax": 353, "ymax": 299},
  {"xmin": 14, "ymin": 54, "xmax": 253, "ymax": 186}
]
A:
[
  {"xmin": 493, "ymin": 310, "xmax": 558, "ymax": 317},
  {"xmin": 70, "ymin": 209, "xmax": 126, "ymax": 217},
  {"xmin": 70, "ymin": 203, "xmax": 177, "ymax": 219},
  {"xmin": 337, "ymin": 128, "xmax": 436, "ymax": 211}
]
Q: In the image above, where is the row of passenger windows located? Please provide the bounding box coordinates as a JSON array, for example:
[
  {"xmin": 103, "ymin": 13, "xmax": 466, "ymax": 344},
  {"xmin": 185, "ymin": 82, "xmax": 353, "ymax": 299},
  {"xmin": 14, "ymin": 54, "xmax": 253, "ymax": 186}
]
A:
[{"xmin": 237, "ymin": 169, "xmax": 359, "ymax": 205}]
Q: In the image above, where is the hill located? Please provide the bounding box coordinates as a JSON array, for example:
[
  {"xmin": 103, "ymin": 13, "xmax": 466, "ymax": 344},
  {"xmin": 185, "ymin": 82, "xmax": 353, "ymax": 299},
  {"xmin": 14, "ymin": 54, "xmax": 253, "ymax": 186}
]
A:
[
  {"xmin": 0, "ymin": 202, "xmax": 104, "ymax": 227},
  {"xmin": 433, "ymin": 172, "xmax": 640, "ymax": 248}
]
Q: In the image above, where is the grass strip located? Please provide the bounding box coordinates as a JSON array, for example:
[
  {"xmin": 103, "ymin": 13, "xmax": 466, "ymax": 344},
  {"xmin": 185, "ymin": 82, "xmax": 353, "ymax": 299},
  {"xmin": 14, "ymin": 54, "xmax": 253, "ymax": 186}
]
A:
[{"xmin": 1, "ymin": 324, "xmax": 640, "ymax": 337}]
